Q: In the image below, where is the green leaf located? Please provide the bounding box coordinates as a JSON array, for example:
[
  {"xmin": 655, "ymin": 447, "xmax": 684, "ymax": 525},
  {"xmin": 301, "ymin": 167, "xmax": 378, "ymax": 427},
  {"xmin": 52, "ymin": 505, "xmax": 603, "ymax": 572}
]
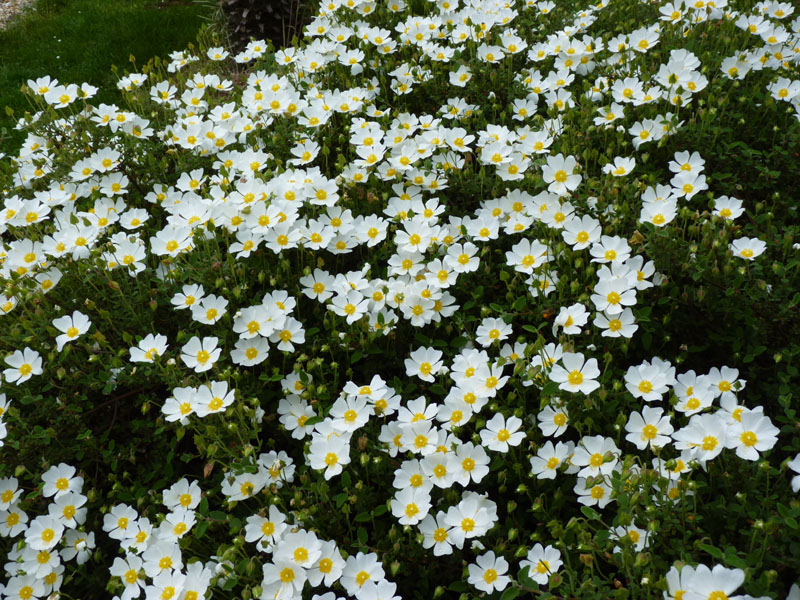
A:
[
  {"xmin": 414, "ymin": 332, "xmax": 432, "ymax": 346},
  {"xmin": 197, "ymin": 497, "xmax": 209, "ymax": 516},
  {"xmin": 699, "ymin": 543, "xmax": 723, "ymax": 560},
  {"xmin": 642, "ymin": 331, "xmax": 652, "ymax": 351},
  {"xmin": 448, "ymin": 581, "xmax": 468, "ymax": 592},
  {"xmin": 725, "ymin": 554, "xmax": 749, "ymax": 569},
  {"xmin": 357, "ymin": 526, "xmax": 368, "ymax": 546},
  {"xmin": 450, "ymin": 336, "xmax": 469, "ymax": 350},
  {"xmin": 518, "ymin": 566, "xmax": 538, "ymax": 589},
  {"xmin": 541, "ymin": 381, "xmax": 560, "ymax": 396},
  {"xmin": 194, "ymin": 520, "xmax": 209, "ymax": 539},
  {"xmin": 581, "ymin": 506, "xmax": 601, "ymax": 521},
  {"xmin": 342, "ymin": 471, "xmax": 351, "ymax": 488},
  {"xmin": 490, "ymin": 302, "xmax": 505, "ymax": 313},
  {"xmin": 500, "ymin": 587, "xmax": 521, "ymax": 600},
  {"xmin": 303, "ymin": 415, "xmax": 323, "ymax": 427},
  {"xmin": 785, "ymin": 517, "xmax": 798, "ymax": 529},
  {"xmin": 355, "ymin": 512, "xmax": 371, "ymax": 522},
  {"xmin": 222, "ymin": 576, "xmax": 238, "ymax": 591}
]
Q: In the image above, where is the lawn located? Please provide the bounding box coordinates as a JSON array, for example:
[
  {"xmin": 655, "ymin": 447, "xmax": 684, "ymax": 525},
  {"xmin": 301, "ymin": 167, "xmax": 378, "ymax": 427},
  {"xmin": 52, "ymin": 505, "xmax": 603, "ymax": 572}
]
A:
[{"xmin": 0, "ymin": 0, "xmax": 218, "ymax": 150}]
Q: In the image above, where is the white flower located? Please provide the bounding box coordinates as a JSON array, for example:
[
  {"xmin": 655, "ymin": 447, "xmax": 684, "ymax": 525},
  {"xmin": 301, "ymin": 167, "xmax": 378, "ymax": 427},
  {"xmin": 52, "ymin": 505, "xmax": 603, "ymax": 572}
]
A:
[
  {"xmin": 625, "ymin": 407, "xmax": 674, "ymax": 450},
  {"xmin": 180, "ymin": 336, "xmax": 221, "ymax": 373},
  {"xmin": 730, "ymin": 236, "xmax": 766, "ymax": 260},
  {"xmin": 788, "ymin": 453, "xmax": 800, "ymax": 493},
  {"xmin": 519, "ymin": 543, "xmax": 563, "ymax": 585},
  {"xmin": 391, "ymin": 486, "xmax": 431, "ymax": 525},
  {"xmin": 52, "ymin": 311, "xmax": 92, "ymax": 352},
  {"xmin": 3, "ymin": 347, "xmax": 43, "ymax": 384},
  {"xmin": 727, "ymin": 410, "xmax": 779, "ymax": 461},
  {"xmin": 541, "ymin": 153, "xmax": 581, "ymax": 196},
  {"xmin": 129, "ymin": 333, "xmax": 169, "ymax": 363},
  {"xmin": 468, "ymin": 551, "xmax": 510, "ymax": 593},
  {"xmin": 603, "ymin": 156, "xmax": 636, "ymax": 177},
  {"xmin": 549, "ymin": 352, "xmax": 601, "ymax": 394},
  {"xmin": 479, "ymin": 413, "xmax": 525, "ymax": 452},
  {"xmin": 404, "ymin": 346, "xmax": 444, "ymax": 383}
]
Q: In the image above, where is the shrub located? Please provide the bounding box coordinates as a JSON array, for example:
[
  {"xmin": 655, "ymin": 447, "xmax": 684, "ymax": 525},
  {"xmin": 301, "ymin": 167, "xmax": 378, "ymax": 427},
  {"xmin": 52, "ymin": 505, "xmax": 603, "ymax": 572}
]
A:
[{"xmin": 1, "ymin": 0, "xmax": 799, "ymax": 598}]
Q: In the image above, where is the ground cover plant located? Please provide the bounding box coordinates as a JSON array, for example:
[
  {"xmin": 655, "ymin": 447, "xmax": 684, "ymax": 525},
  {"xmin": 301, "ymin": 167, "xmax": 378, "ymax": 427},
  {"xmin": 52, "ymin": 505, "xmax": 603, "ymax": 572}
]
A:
[{"xmin": 1, "ymin": 0, "xmax": 800, "ymax": 598}]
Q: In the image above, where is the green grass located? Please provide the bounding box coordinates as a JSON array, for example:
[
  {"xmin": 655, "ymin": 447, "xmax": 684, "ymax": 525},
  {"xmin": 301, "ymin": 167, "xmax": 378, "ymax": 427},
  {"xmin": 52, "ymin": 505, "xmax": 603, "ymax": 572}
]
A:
[{"xmin": 0, "ymin": 0, "xmax": 217, "ymax": 152}]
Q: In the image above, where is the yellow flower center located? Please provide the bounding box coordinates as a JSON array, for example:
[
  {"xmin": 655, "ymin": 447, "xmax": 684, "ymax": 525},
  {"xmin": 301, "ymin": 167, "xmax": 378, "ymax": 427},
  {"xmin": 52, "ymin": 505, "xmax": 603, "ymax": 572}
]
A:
[
  {"xmin": 740, "ymin": 431, "xmax": 757, "ymax": 447},
  {"xmin": 537, "ymin": 560, "xmax": 550, "ymax": 574},
  {"xmin": 173, "ymin": 522, "xmax": 187, "ymax": 535},
  {"xmin": 294, "ymin": 547, "xmax": 309, "ymax": 563}
]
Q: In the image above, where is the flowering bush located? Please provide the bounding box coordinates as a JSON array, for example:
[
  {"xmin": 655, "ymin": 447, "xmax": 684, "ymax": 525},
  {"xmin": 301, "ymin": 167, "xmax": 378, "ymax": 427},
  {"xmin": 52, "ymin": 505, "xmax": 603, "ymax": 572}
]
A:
[{"xmin": 1, "ymin": 0, "xmax": 800, "ymax": 598}]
